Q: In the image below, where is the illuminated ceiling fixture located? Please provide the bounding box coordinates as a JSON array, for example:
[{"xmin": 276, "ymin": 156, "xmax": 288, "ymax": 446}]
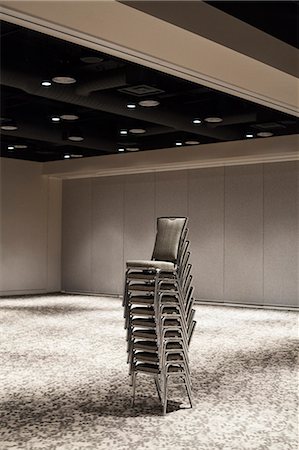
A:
[
  {"xmin": 245, "ymin": 133, "xmax": 254, "ymax": 138},
  {"xmin": 129, "ymin": 128, "xmax": 146, "ymax": 134},
  {"xmin": 185, "ymin": 140, "xmax": 200, "ymax": 145},
  {"xmin": 70, "ymin": 154, "xmax": 83, "ymax": 158},
  {"xmin": 64, "ymin": 154, "xmax": 71, "ymax": 159},
  {"xmin": 175, "ymin": 142, "xmax": 183, "ymax": 146},
  {"xmin": 68, "ymin": 135, "xmax": 84, "ymax": 142},
  {"xmin": 51, "ymin": 116, "xmax": 61, "ymax": 122},
  {"xmin": 126, "ymin": 103, "xmax": 136, "ymax": 109},
  {"xmin": 126, "ymin": 147, "xmax": 140, "ymax": 152},
  {"xmin": 67, "ymin": 127, "xmax": 84, "ymax": 141},
  {"xmin": 7, "ymin": 145, "xmax": 15, "ymax": 150},
  {"xmin": 52, "ymin": 76, "xmax": 76, "ymax": 84},
  {"xmin": 192, "ymin": 118, "xmax": 202, "ymax": 124},
  {"xmin": 14, "ymin": 144, "xmax": 28, "ymax": 149},
  {"xmin": 118, "ymin": 147, "xmax": 125, "ymax": 152},
  {"xmin": 60, "ymin": 114, "xmax": 79, "ymax": 121},
  {"xmin": 119, "ymin": 130, "xmax": 128, "ymax": 135},
  {"xmin": 257, "ymin": 131, "xmax": 274, "ymax": 137},
  {"xmin": 204, "ymin": 117, "xmax": 223, "ymax": 123},
  {"xmin": 41, "ymin": 80, "xmax": 52, "ymax": 87},
  {"xmin": 138, "ymin": 99, "xmax": 160, "ymax": 107},
  {"xmin": 1, "ymin": 121, "xmax": 18, "ymax": 131}
]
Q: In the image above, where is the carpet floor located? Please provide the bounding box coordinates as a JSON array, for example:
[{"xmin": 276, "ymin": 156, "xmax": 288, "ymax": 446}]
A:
[{"xmin": 0, "ymin": 294, "xmax": 298, "ymax": 450}]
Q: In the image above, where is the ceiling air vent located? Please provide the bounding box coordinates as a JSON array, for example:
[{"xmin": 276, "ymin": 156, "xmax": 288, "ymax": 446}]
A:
[{"xmin": 118, "ymin": 84, "xmax": 165, "ymax": 97}]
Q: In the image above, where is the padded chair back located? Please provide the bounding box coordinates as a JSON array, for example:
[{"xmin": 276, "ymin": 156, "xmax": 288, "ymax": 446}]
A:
[{"xmin": 152, "ymin": 217, "xmax": 187, "ymax": 263}]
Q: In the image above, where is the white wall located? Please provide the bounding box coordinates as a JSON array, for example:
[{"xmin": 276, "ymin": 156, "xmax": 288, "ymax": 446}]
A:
[
  {"xmin": 62, "ymin": 161, "xmax": 298, "ymax": 307},
  {"xmin": 0, "ymin": 158, "xmax": 61, "ymax": 296}
]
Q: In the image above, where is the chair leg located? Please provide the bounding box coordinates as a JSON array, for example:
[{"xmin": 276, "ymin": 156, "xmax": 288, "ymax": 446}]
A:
[
  {"xmin": 163, "ymin": 377, "xmax": 168, "ymax": 415},
  {"xmin": 132, "ymin": 371, "xmax": 137, "ymax": 406},
  {"xmin": 154, "ymin": 375, "xmax": 162, "ymax": 403}
]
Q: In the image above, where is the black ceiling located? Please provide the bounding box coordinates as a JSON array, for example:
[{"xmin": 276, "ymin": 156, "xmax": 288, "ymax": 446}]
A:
[
  {"xmin": 206, "ymin": 1, "xmax": 298, "ymax": 48},
  {"xmin": 1, "ymin": 16, "xmax": 298, "ymax": 162}
]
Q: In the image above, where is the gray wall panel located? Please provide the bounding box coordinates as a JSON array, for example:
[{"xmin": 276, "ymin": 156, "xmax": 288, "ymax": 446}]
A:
[
  {"xmin": 62, "ymin": 179, "xmax": 92, "ymax": 292},
  {"xmin": 61, "ymin": 162, "xmax": 298, "ymax": 307},
  {"xmin": 91, "ymin": 177, "xmax": 124, "ymax": 294},
  {"xmin": 264, "ymin": 162, "xmax": 298, "ymax": 306},
  {"xmin": 124, "ymin": 173, "xmax": 156, "ymax": 265},
  {"xmin": 224, "ymin": 165, "xmax": 263, "ymax": 303},
  {"xmin": 156, "ymin": 171, "xmax": 188, "ymax": 217},
  {"xmin": 189, "ymin": 167, "xmax": 224, "ymax": 301}
]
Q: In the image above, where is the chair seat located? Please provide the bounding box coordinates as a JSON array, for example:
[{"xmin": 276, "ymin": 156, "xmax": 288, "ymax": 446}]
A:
[
  {"xmin": 127, "ymin": 260, "xmax": 175, "ymax": 271},
  {"xmin": 135, "ymin": 363, "xmax": 160, "ymax": 374}
]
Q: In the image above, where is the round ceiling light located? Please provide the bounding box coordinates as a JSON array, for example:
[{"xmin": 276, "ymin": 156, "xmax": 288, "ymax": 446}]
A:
[
  {"xmin": 51, "ymin": 116, "xmax": 61, "ymax": 122},
  {"xmin": 185, "ymin": 140, "xmax": 200, "ymax": 145},
  {"xmin": 204, "ymin": 117, "xmax": 223, "ymax": 123},
  {"xmin": 126, "ymin": 147, "xmax": 140, "ymax": 152},
  {"xmin": 245, "ymin": 133, "xmax": 254, "ymax": 138},
  {"xmin": 138, "ymin": 100, "xmax": 160, "ymax": 107},
  {"xmin": 192, "ymin": 118, "xmax": 202, "ymax": 124},
  {"xmin": 14, "ymin": 144, "xmax": 28, "ymax": 149},
  {"xmin": 64, "ymin": 154, "xmax": 71, "ymax": 159},
  {"xmin": 7, "ymin": 145, "xmax": 15, "ymax": 150},
  {"xmin": 119, "ymin": 130, "xmax": 128, "ymax": 135},
  {"xmin": 52, "ymin": 76, "xmax": 76, "ymax": 85},
  {"xmin": 80, "ymin": 56, "xmax": 104, "ymax": 64},
  {"xmin": 129, "ymin": 128, "xmax": 146, "ymax": 134},
  {"xmin": 1, "ymin": 124, "xmax": 18, "ymax": 131},
  {"xmin": 257, "ymin": 131, "xmax": 274, "ymax": 138},
  {"xmin": 68, "ymin": 135, "xmax": 84, "ymax": 142},
  {"xmin": 175, "ymin": 142, "xmax": 183, "ymax": 146},
  {"xmin": 41, "ymin": 80, "xmax": 52, "ymax": 87},
  {"xmin": 118, "ymin": 148, "xmax": 125, "ymax": 152},
  {"xmin": 60, "ymin": 114, "xmax": 79, "ymax": 121},
  {"xmin": 126, "ymin": 103, "xmax": 136, "ymax": 109}
]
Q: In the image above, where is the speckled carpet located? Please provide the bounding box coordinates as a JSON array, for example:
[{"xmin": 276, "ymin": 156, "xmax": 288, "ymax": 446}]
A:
[{"xmin": 0, "ymin": 294, "xmax": 298, "ymax": 450}]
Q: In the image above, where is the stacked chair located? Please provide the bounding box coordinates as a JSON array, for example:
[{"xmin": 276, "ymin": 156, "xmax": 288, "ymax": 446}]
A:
[{"xmin": 123, "ymin": 217, "xmax": 196, "ymax": 414}]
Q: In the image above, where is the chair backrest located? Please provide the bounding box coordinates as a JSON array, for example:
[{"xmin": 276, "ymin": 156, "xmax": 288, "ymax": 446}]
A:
[{"xmin": 152, "ymin": 217, "xmax": 188, "ymax": 263}]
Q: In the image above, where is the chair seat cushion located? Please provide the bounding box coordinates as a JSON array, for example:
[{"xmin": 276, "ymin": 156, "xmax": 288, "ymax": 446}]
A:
[{"xmin": 126, "ymin": 260, "xmax": 175, "ymax": 271}]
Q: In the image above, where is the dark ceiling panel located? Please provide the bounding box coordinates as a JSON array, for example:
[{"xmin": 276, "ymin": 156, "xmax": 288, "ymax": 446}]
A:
[
  {"xmin": 0, "ymin": 20, "xmax": 298, "ymax": 162},
  {"xmin": 206, "ymin": 1, "xmax": 299, "ymax": 48}
]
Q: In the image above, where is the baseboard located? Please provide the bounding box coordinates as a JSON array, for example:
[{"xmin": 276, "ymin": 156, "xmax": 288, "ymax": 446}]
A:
[{"xmin": 195, "ymin": 299, "xmax": 298, "ymax": 312}]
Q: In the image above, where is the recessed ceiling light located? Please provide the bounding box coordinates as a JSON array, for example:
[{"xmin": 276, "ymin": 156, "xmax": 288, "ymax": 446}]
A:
[
  {"xmin": 192, "ymin": 118, "xmax": 202, "ymax": 124},
  {"xmin": 119, "ymin": 130, "xmax": 128, "ymax": 135},
  {"xmin": 126, "ymin": 147, "xmax": 140, "ymax": 152},
  {"xmin": 41, "ymin": 80, "xmax": 52, "ymax": 87},
  {"xmin": 64, "ymin": 154, "xmax": 71, "ymax": 159},
  {"xmin": 126, "ymin": 103, "xmax": 136, "ymax": 109},
  {"xmin": 185, "ymin": 140, "xmax": 200, "ymax": 145},
  {"xmin": 204, "ymin": 117, "xmax": 223, "ymax": 123},
  {"xmin": 52, "ymin": 76, "xmax": 76, "ymax": 85},
  {"xmin": 175, "ymin": 142, "xmax": 183, "ymax": 146},
  {"xmin": 51, "ymin": 116, "xmax": 61, "ymax": 122},
  {"xmin": 118, "ymin": 148, "xmax": 125, "ymax": 152},
  {"xmin": 60, "ymin": 114, "xmax": 79, "ymax": 121},
  {"xmin": 80, "ymin": 56, "xmax": 104, "ymax": 64},
  {"xmin": 14, "ymin": 144, "xmax": 28, "ymax": 149},
  {"xmin": 138, "ymin": 100, "xmax": 160, "ymax": 107},
  {"xmin": 7, "ymin": 145, "xmax": 14, "ymax": 150},
  {"xmin": 257, "ymin": 131, "xmax": 274, "ymax": 137},
  {"xmin": 245, "ymin": 133, "xmax": 254, "ymax": 138},
  {"xmin": 1, "ymin": 124, "xmax": 18, "ymax": 130},
  {"xmin": 129, "ymin": 128, "xmax": 146, "ymax": 134},
  {"xmin": 68, "ymin": 135, "xmax": 84, "ymax": 142}
]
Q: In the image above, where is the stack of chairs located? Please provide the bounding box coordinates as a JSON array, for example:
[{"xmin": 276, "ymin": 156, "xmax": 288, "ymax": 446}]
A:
[{"xmin": 123, "ymin": 217, "xmax": 196, "ymax": 414}]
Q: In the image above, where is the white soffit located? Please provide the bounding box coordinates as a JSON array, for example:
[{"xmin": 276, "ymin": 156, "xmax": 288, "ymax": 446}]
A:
[
  {"xmin": 0, "ymin": 0, "xmax": 298, "ymax": 117},
  {"xmin": 42, "ymin": 135, "xmax": 299, "ymax": 180}
]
